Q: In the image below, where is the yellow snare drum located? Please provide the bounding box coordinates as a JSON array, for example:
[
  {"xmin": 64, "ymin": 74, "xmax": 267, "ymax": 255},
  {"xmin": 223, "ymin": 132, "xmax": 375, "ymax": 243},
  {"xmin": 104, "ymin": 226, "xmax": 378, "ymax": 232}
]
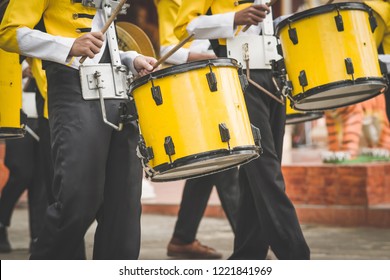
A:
[
  {"xmin": 285, "ymin": 98, "xmax": 323, "ymax": 125},
  {"xmin": 276, "ymin": 2, "xmax": 387, "ymax": 111},
  {"xmin": 130, "ymin": 58, "xmax": 260, "ymax": 182},
  {"xmin": 0, "ymin": 49, "xmax": 25, "ymax": 138}
]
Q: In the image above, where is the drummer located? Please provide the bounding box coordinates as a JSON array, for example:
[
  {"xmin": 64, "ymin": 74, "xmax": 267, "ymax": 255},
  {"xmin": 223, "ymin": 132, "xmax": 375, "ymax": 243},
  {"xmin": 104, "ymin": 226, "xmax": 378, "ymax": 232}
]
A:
[
  {"xmin": 155, "ymin": 0, "xmax": 240, "ymax": 260},
  {"xmin": 0, "ymin": 0, "xmax": 158, "ymax": 259},
  {"xmin": 175, "ymin": 0, "xmax": 310, "ymax": 259}
]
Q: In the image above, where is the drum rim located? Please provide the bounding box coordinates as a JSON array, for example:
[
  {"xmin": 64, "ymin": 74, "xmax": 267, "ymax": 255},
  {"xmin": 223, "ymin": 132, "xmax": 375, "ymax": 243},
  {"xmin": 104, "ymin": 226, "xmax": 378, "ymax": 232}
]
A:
[
  {"xmin": 129, "ymin": 58, "xmax": 240, "ymax": 92},
  {"xmin": 275, "ymin": 2, "xmax": 371, "ymax": 35},
  {"xmin": 0, "ymin": 127, "xmax": 25, "ymax": 139},
  {"xmin": 147, "ymin": 146, "xmax": 259, "ymax": 182},
  {"xmin": 286, "ymin": 112, "xmax": 324, "ymax": 125},
  {"xmin": 291, "ymin": 77, "xmax": 387, "ymax": 111}
]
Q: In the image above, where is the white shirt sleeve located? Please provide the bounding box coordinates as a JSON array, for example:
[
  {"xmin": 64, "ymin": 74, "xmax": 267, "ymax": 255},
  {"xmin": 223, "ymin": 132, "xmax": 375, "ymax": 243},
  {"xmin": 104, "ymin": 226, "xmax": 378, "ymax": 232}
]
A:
[
  {"xmin": 160, "ymin": 45, "xmax": 190, "ymax": 65},
  {"xmin": 187, "ymin": 12, "xmax": 236, "ymax": 40}
]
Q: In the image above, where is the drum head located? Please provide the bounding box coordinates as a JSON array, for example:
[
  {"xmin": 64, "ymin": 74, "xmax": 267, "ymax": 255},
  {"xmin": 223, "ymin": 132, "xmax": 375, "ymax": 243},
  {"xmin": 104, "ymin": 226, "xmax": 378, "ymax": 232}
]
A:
[
  {"xmin": 148, "ymin": 148, "xmax": 259, "ymax": 182},
  {"xmin": 275, "ymin": 2, "xmax": 370, "ymax": 35},
  {"xmin": 286, "ymin": 112, "xmax": 324, "ymax": 125},
  {"xmin": 292, "ymin": 79, "xmax": 387, "ymax": 111},
  {"xmin": 130, "ymin": 58, "xmax": 239, "ymax": 92}
]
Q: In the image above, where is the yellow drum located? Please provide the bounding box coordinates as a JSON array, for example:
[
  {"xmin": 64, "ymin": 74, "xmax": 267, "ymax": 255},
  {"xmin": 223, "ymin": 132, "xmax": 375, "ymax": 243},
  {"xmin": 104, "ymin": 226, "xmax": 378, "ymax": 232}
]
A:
[
  {"xmin": 0, "ymin": 49, "xmax": 25, "ymax": 138},
  {"xmin": 285, "ymin": 98, "xmax": 323, "ymax": 125},
  {"xmin": 130, "ymin": 58, "xmax": 260, "ymax": 182},
  {"xmin": 275, "ymin": 2, "xmax": 387, "ymax": 111}
]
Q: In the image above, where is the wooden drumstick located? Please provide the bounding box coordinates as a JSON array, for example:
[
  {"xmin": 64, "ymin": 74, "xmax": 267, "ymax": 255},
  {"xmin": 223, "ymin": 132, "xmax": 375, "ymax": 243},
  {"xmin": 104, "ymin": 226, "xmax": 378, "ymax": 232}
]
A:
[
  {"xmin": 79, "ymin": 0, "xmax": 127, "ymax": 64},
  {"xmin": 242, "ymin": 0, "xmax": 279, "ymax": 33},
  {"xmin": 152, "ymin": 33, "xmax": 195, "ymax": 70},
  {"xmin": 326, "ymin": 0, "xmax": 335, "ymax": 4}
]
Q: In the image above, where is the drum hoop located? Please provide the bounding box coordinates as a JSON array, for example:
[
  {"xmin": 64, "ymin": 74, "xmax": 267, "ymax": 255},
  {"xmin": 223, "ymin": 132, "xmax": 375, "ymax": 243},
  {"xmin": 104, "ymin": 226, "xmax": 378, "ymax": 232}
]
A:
[
  {"xmin": 275, "ymin": 2, "xmax": 371, "ymax": 35},
  {"xmin": 149, "ymin": 146, "xmax": 259, "ymax": 182},
  {"xmin": 286, "ymin": 112, "xmax": 324, "ymax": 125},
  {"xmin": 291, "ymin": 77, "xmax": 387, "ymax": 111},
  {"xmin": 129, "ymin": 58, "xmax": 239, "ymax": 91},
  {"xmin": 0, "ymin": 127, "xmax": 25, "ymax": 139}
]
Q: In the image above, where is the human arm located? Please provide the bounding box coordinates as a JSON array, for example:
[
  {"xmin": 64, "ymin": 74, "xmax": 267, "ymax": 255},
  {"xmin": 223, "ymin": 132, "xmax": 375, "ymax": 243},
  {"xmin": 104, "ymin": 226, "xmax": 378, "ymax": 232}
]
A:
[{"xmin": 174, "ymin": 0, "xmax": 270, "ymax": 41}]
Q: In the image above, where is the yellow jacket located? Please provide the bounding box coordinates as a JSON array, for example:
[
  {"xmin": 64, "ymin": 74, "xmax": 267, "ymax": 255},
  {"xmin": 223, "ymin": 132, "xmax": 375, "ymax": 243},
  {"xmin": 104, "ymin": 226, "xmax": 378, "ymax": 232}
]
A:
[{"xmin": 0, "ymin": 0, "xmax": 139, "ymax": 71}]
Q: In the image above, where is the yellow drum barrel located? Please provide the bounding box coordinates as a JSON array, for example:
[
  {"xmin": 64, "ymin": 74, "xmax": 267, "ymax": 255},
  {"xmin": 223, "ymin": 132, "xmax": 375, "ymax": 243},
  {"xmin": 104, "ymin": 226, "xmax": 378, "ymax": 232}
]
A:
[
  {"xmin": 130, "ymin": 58, "xmax": 260, "ymax": 182},
  {"xmin": 0, "ymin": 49, "xmax": 25, "ymax": 138},
  {"xmin": 276, "ymin": 2, "xmax": 387, "ymax": 111}
]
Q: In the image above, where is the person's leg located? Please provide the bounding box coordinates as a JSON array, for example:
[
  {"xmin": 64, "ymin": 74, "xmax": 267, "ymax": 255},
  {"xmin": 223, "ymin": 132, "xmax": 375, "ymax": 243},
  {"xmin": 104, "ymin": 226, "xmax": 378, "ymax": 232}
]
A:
[
  {"xmin": 168, "ymin": 175, "xmax": 222, "ymax": 259},
  {"xmin": 172, "ymin": 177, "xmax": 213, "ymax": 243},
  {"xmin": 25, "ymin": 118, "xmax": 48, "ymax": 251},
  {"xmin": 30, "ymin": 64, "xmax": 112, "ymax": 259},
  {"xmin": 0, "ymin": 126, "xmax": 35, "ymax": 252},
  {"xmin": 92, "ymin": 118, "xmax": 143, "ymax": 260},
  {"xmin": 214, "ymin": 167, "xmax": 239, "ymax": 233},
  {"xmin": 231, "ymin": 70, "xmax": 310, "ymax": 260}
]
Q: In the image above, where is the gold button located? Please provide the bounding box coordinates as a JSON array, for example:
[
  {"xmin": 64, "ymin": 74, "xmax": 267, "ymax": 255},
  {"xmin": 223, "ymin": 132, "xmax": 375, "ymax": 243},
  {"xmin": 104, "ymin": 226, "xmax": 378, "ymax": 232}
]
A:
[
  {"xmin": 73, "ymin": 13, "xmax": 78, "ymax": 19},
  {"xmin": 234, "ymin": 1, "xmax": 239, "ymax": 6}
]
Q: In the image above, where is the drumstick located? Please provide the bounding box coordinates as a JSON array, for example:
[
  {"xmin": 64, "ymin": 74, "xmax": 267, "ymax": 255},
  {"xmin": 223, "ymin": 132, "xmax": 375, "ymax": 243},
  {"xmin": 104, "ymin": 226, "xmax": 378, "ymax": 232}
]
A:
[
  {"xmin": 79, "ymin": 0, "xmax": 127, "ymax": 64},
  {"xmin": 242, "ymin": 0, "xmax": 279, "ymax": 33},
  {"xmin": 152, "ymin": 33, "xmax": 195, "ymax": 70},
  {"xmin": 326, "ymin": 0, "xmax": 335, "ymax": 4}
]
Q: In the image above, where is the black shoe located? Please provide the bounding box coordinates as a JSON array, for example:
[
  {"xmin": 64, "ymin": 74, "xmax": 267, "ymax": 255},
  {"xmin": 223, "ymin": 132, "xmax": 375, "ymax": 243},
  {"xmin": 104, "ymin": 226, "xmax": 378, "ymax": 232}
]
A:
[{"xmin": 0, "ymin": 223, "xmax": 11, "ymax": 253}]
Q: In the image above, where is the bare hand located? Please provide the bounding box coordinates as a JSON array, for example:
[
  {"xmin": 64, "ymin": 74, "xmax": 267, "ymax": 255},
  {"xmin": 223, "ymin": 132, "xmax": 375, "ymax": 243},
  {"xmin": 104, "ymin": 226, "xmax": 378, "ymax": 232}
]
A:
[
  {"xmin": 234, "ymin": 4, "xmax": 270, "ymax": 27},
  {"xmin": 69, "ymin": 32, "xmax": 104, "ymax": 58},
  {"xmin": 134, "ymin": 55, "xmax": 159, "ymax": 77},
  {"xmin": 187, "ymin": 52, "xmax": 217, "ymax": 62},
  {"xmin": 22, "ymin": 66, "xmax": 33, "ymax": 79}
]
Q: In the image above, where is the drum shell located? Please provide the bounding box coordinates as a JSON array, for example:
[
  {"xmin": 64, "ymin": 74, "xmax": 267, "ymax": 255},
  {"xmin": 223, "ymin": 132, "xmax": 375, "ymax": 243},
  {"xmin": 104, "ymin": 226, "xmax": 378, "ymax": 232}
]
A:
[
  {"xmin": 276, "ymin": 3, "xmax": 387, "ymax": 111},
  {"xmin": 130, "ymin": 59, "xmax": 257, "ymax": 178},
  {"xmin": 0, "ymin": 49, "xmax": 24, "ymax": 138}
]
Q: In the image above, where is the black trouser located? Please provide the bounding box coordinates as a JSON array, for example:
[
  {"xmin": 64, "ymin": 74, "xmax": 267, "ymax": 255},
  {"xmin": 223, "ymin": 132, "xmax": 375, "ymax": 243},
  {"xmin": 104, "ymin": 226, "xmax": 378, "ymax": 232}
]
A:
[
  {"xmin": 0, "ymin": 118, "xmax": 47, "ymax": 241},
  {"xmin": 229, "ymin": 70, "xmax": 310, "ymax": 260},
  {"xmin": 30, "ymin": 64, "xmax": 143, "ymax": 260},
  {"xmin": 172, "ymin": 167, "xmax": 239, "ymax": 243}
]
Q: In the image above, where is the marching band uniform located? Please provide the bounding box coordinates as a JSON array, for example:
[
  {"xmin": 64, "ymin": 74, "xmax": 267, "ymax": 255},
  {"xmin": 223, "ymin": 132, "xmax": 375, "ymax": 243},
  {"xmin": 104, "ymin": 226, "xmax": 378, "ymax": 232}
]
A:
[
  {"xmin": 175, "ymin": 0, "xmax": 310, "ymax": 259},
  {"xmin": 0, "ymin": 61, "xmax": 47, "ymax": 253},
  {"xmin": 0, "ymin": 0, "xmax": 156, "ymax": 259},
  {"xmin": 155, "ymin": 0, "xmax": 239, "ymax": 259}
]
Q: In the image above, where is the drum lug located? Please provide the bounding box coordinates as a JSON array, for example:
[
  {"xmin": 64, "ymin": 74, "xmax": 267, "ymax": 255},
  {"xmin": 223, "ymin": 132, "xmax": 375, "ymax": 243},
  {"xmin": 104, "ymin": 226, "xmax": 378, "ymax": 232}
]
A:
[
  {"xmin": 119, "ymin": 100, "xmax": 138, "ymax": 123},
  {"xmin": 345, "ymin": 58, "xmax": 355, "ymax": 80},
  {"xmin": 150, "ymin": 79, "xmax": 163, "ymax": 106},
  {"xmin": 334, "ymin": 12, "xmax": 344, "ymax": 32},
  {"xmin": 138, "ymin": 135, "xmax": 154, "ymax": 161},
  {"xmin": 219, "ymin": 123, "xmax": 230, "ymax": 142},
  {"xmin": 164, "ymin": 136, "xmax": 175, "ymax": 163},
  {"xmin": 288, "ymin": 24, "xmax": 298, "ymax": 45},
  {"xmin": 238, "ymin": 68, "xmax": 249, "ymax": 92},
  {"xmin": 251, "ymin": 124, "xmax": 262, "ymax": 154},
  {"xmin": 206, "ymin": 65, "xmax": 218, "ymax": 92},
  {"xmin": 299, "ymin": 70, "xmax": 308, "ymax": 91}
]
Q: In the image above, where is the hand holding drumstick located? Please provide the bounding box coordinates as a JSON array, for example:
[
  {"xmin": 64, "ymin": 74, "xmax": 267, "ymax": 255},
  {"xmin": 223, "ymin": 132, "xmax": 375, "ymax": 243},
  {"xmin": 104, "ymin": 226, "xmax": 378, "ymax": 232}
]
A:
[{"xmin": 239, "ymin": 0, "xmax": 279, "ymax": 32}]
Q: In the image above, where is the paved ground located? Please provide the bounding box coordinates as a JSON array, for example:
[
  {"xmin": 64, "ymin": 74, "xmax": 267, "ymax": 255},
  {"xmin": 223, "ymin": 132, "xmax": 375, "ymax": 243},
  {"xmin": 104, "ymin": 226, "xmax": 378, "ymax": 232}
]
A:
[{"xmin": 1, "ymin": 206, "xmax": 390, "ymax": 260}]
